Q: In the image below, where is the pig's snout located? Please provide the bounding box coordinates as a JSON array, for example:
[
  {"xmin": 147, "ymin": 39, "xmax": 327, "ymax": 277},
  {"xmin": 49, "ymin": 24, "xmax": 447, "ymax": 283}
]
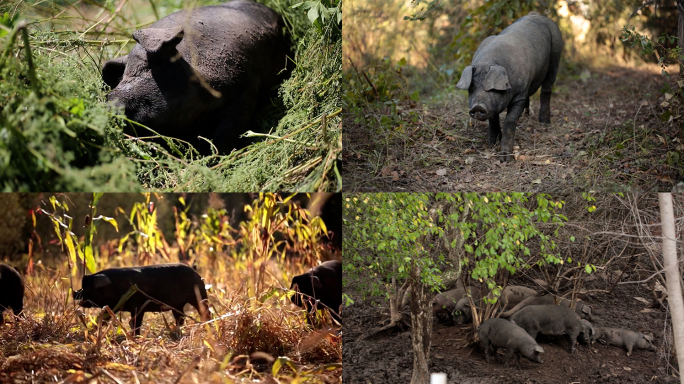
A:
[
  {"xmin": 469, "ymin": 105, "xmax": 488, "ymax": 121},
  {"xmin": 73, "ymin": 289, "xmax": 83, "ymax": 300}
]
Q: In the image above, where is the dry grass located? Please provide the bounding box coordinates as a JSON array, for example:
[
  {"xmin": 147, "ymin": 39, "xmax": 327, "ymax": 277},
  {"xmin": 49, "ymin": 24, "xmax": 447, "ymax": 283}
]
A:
[
  {"xmin": 0, "ymin": 260, "xmax": 341, "ymax": 384},
  {"xmin": 0, "ymin": 194, "xmax": 341, "ymax": 383}
]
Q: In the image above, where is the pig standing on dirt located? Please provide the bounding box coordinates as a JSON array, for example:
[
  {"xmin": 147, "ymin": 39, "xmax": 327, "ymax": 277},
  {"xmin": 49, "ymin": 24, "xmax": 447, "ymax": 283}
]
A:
[
  {"xmin": 0, "ymin": 263, "xmax": 24, "ymax": 324},
  {"xmin": 479, "ymin": 318, "xmax": 544, "ymax": 368},
  {"xmin": 509, "ymin": 304, "xmax": 582, "ymax": 353},
  {"xmin": 502, "ymin": 294, "xmax": 593, "ymax": 321},
  {"xmin": 102, "ymin": 0, "xmax": 291, "ymax": 154},
  {"xmin": 453, "ymin": 285, "xmax": 536, "ymax": 324},
  {"xmin": 290, "ymin": 260, "xmax": 342, "ymax": 322},
  {"xmin": 593, "ymin": 326, "xmax": 656, "ymax": 356},
  {"xmin": 456, "ymin": 12, "xmax": 563, "ymax": 161},
  {"xmin": 73, "ymin": 264, "xmax": 209, "ymax": 336}
]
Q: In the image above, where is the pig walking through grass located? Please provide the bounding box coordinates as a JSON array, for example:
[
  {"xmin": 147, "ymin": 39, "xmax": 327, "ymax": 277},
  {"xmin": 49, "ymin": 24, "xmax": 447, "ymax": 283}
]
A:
[
  {"xmin": 478, "ymin": 318, "xmax": 544, "ymax": 369},
  {"xmin": 290, "ymin": 260, "xmax": 342, "ymax": 322},
  {"xmin": 0, "ymin": 263, "xmax": 24, "ymax": 324},
  {"xmin": 73, "ymin": 263, "xmax": 209, "ymax": 336},
  {"xmin": 456, "ymin": 12, "xmax": 563, "ymax": 162}
]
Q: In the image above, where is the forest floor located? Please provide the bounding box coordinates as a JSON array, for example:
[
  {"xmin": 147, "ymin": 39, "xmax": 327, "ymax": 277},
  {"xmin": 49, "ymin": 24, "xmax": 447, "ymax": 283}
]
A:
[
  {"xmin": 343, "ymin": 63, "xmax": 682, "ymax": 192},
  {"xmin": 342, "ymin": 275, "xmax": 678, "ymax": 384}
]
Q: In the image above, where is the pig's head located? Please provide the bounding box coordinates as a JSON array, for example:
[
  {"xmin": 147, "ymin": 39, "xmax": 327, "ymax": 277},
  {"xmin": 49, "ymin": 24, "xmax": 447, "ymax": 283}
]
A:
[
  {"xmin": 456, "ymin": 64, "xmax": 512, "ymax": 121},
  {"xmin": 637, "ymin": 333, "xmax": 657, "ymax": 352},
  {"xmin": 576, "ymin": 302, "xmax": 593, "ymax": 321},
  {"xmin": 579, "ymin": 319, "xmax": 595, "ymax": 345},
  {"xmin": 102, "ymin": 27, "xmax": 215, "ymax": 131},
  {"xmin": 522, "ymin": 344, "xmax": 544, "ymax": 364},
  {"xmin": 452, "ymin": 298, "xmax": 472, "ymax": 324},
  {"xmin": 290, "ymin": 273, "xmax": 322, "ymax": 310},
  {"xmin": 74, "ymin": 273, "xmax": 117, "ymax": 308}
]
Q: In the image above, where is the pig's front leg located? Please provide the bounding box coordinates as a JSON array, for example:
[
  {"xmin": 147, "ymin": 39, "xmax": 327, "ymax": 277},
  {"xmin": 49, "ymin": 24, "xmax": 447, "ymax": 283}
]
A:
[
  {"xmin": 488, "ymin": 114, "xmax": 501, "ymax": 146},
  {"xmin": 500, "ymin": 100, "xmax": 525, "ymax": 162}
]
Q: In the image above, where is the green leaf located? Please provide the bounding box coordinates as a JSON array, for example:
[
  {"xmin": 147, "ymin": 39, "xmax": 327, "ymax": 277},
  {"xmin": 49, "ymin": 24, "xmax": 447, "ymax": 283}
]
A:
[
  {"xmin": 585, "ymin": 264, "xmax": 592, "ymax": 274},
  {"xmin": 411, "ymin": 91, "xmax": 420, "ymax": 102},
  {"xmin": 307, "ymin": 4, "xmax": 319, "ymax": 24},
  {"xmin": 85, "ymin": 246, "xmax": 96, "ymax": 273}
]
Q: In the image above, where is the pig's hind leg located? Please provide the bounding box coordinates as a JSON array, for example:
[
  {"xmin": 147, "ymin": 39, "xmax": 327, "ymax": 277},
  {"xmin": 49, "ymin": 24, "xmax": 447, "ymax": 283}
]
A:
[{"xmin": 539, "ymin": 61, "xmax": 560, "ymax": 124}]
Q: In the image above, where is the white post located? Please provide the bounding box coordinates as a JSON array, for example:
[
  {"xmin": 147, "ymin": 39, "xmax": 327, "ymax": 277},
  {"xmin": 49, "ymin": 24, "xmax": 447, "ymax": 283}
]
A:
[
  {"xmin": 658, "ymin": 193, "xmax": 684, "ymax": 384},
  {"xmin": 430, "ymin": 372, "xmax": 447, "ymax": 384}
]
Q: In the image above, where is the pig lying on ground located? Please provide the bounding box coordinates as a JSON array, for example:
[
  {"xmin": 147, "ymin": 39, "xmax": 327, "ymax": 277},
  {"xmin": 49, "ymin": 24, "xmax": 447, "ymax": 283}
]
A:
[
  {"xmin": 290, "ymin": 260, "xmax": 342, "ymax": 322},
  {"xmin": 501, "ymin": 294, "xmax": 593, "ymax": 321},
  {"xmin": 453, "ymin": 285, "xmax": 537, "ymax": 324},
  {"xmin": 593, "ymin": 326, "xmax": 656, "ymax": 356},
  {"xmin": 0, "ymin": 264, "xmax": 24, "ymax": 324},
  {"xmin": 479, "ymin": 317, "xmax": 544, "ymax": 369},
  {"xmin": 73, "ymin": 264, "xmax": 209, "ymax": 336},
  {"xmin": 456, "ymin": 12, "xmax": 563, "ymax": 161},
  {"xmin": 102, "ymin": 0, "xmax": 291, "ymax": 154},
  {"xmin": 510, "ymin": 304, "xmax": 582, "ymax": 354}
]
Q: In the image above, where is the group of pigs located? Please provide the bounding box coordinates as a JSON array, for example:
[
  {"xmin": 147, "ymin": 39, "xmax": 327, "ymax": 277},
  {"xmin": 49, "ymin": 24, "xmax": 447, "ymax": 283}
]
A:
[
  {"xmin": 432, "ymin": 284, "xmax": 656, "ymax": 368},
  {"xmin": 0, "ymin": 260, "xmax": 341, "ymax": 335}
]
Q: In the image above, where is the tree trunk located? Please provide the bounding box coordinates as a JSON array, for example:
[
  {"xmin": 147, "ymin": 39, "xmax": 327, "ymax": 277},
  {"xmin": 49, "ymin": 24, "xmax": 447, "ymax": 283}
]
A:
[
  {"xmin": 678, "ymin": 1, "xmax": 684, "ymax": 73},
  {"xmin": 409, "ymin": 259, "xmax": 432, "ymax": 384},
  {"xmin": 658, "ymin": 193, "xmax": 684, "ymax": 384}
]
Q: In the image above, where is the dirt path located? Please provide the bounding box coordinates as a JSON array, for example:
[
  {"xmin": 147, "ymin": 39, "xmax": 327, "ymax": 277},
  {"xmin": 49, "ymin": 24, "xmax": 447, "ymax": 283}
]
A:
[
  {"xmin": 342, "ymin": 279, "xmax": 676, "ymax": 384},
  {"xmin": 343, "ymin": 65, "xmax": 681, "ymax": 192}
]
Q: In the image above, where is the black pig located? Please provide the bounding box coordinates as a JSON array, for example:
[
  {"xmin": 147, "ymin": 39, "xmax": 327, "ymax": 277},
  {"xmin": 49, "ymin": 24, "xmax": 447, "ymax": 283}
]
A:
[
  {"xmin": 479, "ymin": 317, "xmax": 544, "ymax": 368},
  {"xmin": 510, "ymin": 304, "xmax": 582, "ymax": 354},
  {"xmin": 73, "ymin": 264, "xmax": 209, "ymax": 335},
  {"xmin": 102, "ymin": 0, "xmax": 291, "ymax": 154},
  {"xmin": 456, "ymin": 12, "xmax": 563, "ymax": 161},
  {"xmin": 290, "ymin": 260, "xmax": 342, "ymax": 322},
  {"xmin": 0, "ymin": 263, "xmax": 24, "ymax": 324}
]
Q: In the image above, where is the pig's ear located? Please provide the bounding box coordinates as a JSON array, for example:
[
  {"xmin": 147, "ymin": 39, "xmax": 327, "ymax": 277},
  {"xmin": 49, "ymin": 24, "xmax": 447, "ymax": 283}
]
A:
[
  {"xmin": 92, "ymin": 274, "xmax": 112, "ymax": 289},
  {"xmin": 534, "ymin": 345, "xmax": 544, "ymax": 353},
  {"xmin": 102, "ymin": 55, "xmax": 128, "ymax": 89},
  {"xmin": 483, "ymin": 65, "xmax": 511, "ymax": 91},
  {"xmin": 644, "ymin": 334, "xmax": 654, "ymax": 342},
  {"xmin": 312, "ymin": 276, "xmax": 323, "ymax": 290},
  {"xmin": 456, "ymin": 66, "xmax": 473, "ymax": 90},
  {"xmin": 581, "ymin": 306, "xmax": 591, "ymax": 315},
  {"xmin": 133, "ymin": 27, "xmax": 184, "ymax": 56}
]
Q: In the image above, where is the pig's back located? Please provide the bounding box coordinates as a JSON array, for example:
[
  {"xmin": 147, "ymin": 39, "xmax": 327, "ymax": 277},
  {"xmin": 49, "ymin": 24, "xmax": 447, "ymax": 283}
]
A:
[
  {"xmin": 474, "ymin": 14, "xmax": 562, "ymax": 94},
  {"xmin": 149, "ymin": 1, "xmax": 287, "ymax": 87},
  {"xmin": 117, "ymin": 264, "xmax": 204, "ymax": 303}
]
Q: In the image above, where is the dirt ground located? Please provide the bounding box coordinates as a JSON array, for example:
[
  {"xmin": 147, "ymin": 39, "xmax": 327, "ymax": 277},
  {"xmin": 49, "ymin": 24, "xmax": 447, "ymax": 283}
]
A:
[
  {"xmin": 342, "ymin": 277, "xmax": 679, "ymax": 384},
  {"xmin": 343, "ymin": 64, "xmax": 682, "ymax": 192}
]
